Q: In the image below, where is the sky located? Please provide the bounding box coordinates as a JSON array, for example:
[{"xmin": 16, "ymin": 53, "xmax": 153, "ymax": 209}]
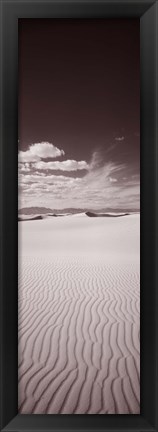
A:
[{"xmin": 18, "ymin": 19, "xmax": 140, "ymax": 211}]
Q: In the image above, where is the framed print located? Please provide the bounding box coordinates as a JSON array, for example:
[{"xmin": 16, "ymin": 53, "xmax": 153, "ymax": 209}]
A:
[
  {"xmin": 18, "ymin": 17, "xmax": 141, "ymax": 417},
  {"xmin": 0, "ymin": 0, "xmax": 158, "ymax": 431}
]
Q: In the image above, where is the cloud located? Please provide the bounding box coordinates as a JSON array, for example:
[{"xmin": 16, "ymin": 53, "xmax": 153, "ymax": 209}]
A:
[
  {"xmin": 88, "ymin": 151, "xmax": 103, "ymax": 170},
  {"xmin": 18, "ymin": 163, "xmax": 31, "ymax": 172},
  {"xmin": 33, "ymin": 159, "xmax": 89, "ymax": 171},
  {"xmin": 19, "ymin": 172, "xmax": 78, "ymax": 185},
  {"xmin": 18, "ymin": 142, "xmax": 65, "ymax": 163},
  {"xmin": 109, "ymin": 177, "xmax": 117, "ymax": 183},
  {"xmin": 115, "ymin": 136, "xmax": 125, "ymax": 141},
  {"xmin": 18, "ymin": 149, "xmax": 140, "ymax": 210}
]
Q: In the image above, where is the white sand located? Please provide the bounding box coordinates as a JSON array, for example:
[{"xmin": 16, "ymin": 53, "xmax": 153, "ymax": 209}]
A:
[{"xmin": 18, "ymin": 214, "xmax": 140, "ymax": 414}]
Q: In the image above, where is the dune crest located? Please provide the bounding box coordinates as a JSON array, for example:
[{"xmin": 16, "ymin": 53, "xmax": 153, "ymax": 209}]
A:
[{"xmin": 85, "ymin": 211, "xmax": 129, "ymax": 218}]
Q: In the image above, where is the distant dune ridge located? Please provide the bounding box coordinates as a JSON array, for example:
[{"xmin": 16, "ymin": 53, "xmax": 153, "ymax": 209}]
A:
[
  {"xmin": 18, "ymin": 210, "xmax": 135, "ymax": 221},
  {"xmin": 18, "ymin": 213, "xmax": 140, "ymax": 414},
  {"xmin": 19, "ymin": 206, "xmax": 139, "ymax": 215}
]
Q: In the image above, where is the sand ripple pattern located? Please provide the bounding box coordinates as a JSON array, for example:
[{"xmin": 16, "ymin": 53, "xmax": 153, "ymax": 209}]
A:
[{"xmin": 18, "ymin": 256, "xmax": 140, "ymax": 414}]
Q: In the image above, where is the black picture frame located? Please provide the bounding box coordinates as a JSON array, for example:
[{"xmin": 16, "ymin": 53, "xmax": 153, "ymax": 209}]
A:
[{"xmin": 0, "ymin": 0, "xmax": 158, "ymax": 431}]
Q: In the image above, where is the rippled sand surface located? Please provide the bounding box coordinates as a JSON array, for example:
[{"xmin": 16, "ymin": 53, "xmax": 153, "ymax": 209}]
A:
[{"xmin": 18, "ymin": 214, "xmax": 140, "ymax": 414}]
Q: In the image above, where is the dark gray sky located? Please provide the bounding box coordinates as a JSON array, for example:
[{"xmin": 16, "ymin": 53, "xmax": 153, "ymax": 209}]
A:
[{"xmin": 18, "ymin": 19, "xmax": 140, "ymax": 210}]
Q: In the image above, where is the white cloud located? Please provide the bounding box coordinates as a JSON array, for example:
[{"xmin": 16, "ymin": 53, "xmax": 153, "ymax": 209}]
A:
[
  {"xmin": 18, "ymin": 163, "xmax": 31, "ymax": 172},
  {"xmin": 18, "ymin": 142, "xmax": 65, "ymax": 163},
  {"xmin": 115, "ymin": 136, "xmax": 125, "ymax": 141},
  {"xmin": 109, "ymin": 177, "xmax": 117, "ymax": 183},
  {"xmin": 33, "ymin": 159, "xmax": 89, "ymax": 171},
  {"xmin": 19, "ymin": 172, "xmax": 77, "ymax": 185},
  {"xmin": 88, "ymin": 151, "xmax": 103, "ymax": 170},
  {"xmin": 18, "ymin": 149, "xmax": 140, "ymax": 210}
]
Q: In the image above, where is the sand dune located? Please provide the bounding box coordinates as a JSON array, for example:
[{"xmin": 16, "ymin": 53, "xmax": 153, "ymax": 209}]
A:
[
  {"xmin": 19, "ymin": 211, "xmax": 132, "ymax": 220},
  {"xmin": 18, "ymin": 214, "xmax": 140, "ymax": 414},
  {"xmin": 85, "ymin": 211, "xmax": 129, "ymax": 217},
  {"xmin": 18, "ymin": 215, "xmax": 43, "ymax": 221}
]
